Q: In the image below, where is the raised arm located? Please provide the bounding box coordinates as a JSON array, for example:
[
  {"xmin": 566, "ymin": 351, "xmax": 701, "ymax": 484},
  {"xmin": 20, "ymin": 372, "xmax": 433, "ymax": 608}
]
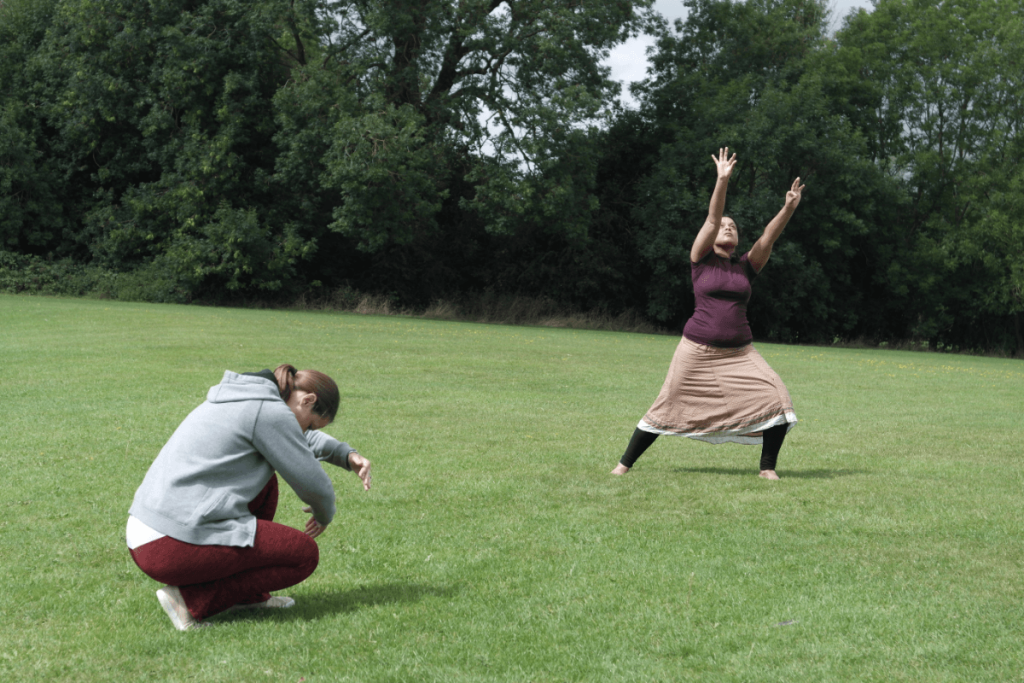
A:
[
  {"xmin": 691, "ymin": 147, "xmax": 737, "ymax": 263},
  {"xmin": 747, "ymin": 177, "xmax": 805, "ymax": 272}
]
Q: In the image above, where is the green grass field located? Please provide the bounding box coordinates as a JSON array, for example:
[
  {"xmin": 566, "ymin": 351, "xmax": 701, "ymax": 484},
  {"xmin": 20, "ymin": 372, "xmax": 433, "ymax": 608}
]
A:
[{"xmin": 2, "ymin": 294, "xmax": 1022, "ymax": 682}]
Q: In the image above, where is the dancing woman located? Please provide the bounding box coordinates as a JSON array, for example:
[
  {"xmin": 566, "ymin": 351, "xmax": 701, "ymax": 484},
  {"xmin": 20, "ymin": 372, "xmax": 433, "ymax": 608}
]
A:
[{"xmin": 612, "ymin": 148, "xmax": 804, "ymax": 479}]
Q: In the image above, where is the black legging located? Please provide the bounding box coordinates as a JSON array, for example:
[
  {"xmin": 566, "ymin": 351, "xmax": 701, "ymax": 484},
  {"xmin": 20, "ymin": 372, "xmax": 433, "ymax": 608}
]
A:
[
  {"xmin": 619, "ymin": 423, "xmax": 788, "ymax": 471},
  {"xmin": 619, "ymin": 428, "xmax": 658, "ymax": 468}
]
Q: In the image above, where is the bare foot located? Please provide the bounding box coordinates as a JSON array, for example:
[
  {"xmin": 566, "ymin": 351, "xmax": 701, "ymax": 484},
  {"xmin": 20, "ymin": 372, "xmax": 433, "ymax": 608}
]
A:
[
  {"xmin": 611, "ymin": 464, "xmax": 630, "ymax": 475},
  {"xmin": 759, "ymin": 470, "xmax": 780, "ymax": 480}
]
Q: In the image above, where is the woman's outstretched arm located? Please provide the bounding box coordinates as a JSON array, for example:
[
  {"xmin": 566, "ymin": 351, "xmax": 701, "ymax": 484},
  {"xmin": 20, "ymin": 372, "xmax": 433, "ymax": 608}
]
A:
[
  {"xmin": 747, "ymin": 177, "xmax": 805, "ymax": 272},
  {"xmin": 691, "ymin": 147, "xmax": 737, "ymax": 263}
]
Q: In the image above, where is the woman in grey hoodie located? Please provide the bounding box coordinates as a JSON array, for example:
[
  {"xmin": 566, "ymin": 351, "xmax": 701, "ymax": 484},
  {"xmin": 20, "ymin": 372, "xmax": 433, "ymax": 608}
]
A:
[{"xmin": 127, "ymin": 364, "xmax": 371, "ymax": 631}]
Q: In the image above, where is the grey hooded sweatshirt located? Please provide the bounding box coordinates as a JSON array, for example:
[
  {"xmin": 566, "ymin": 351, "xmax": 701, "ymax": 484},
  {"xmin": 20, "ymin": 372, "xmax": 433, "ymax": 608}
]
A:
[{"xmin": 129, "ymin": 371, "xmax": 354, "ymax": 547}]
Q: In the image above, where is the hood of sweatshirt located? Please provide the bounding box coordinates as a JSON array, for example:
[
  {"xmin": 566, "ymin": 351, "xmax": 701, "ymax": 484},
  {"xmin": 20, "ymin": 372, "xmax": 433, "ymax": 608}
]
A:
[{"xmin": 206, "ymin": 371, "xmax": 283, "ymax": 404}]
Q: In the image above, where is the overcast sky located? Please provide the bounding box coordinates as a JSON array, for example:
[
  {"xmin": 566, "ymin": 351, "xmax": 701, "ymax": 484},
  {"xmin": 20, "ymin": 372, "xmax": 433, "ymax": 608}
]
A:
[{"xmin": 605, "ymin": 0, "xmax": 875, "ymax": 107}]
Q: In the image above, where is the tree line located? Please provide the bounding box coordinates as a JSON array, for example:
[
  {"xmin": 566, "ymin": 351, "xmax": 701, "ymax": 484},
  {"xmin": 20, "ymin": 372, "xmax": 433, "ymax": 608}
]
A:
[{"xmin": 1, "ymin": 0, "xmax": 1021, "ymax": 354}]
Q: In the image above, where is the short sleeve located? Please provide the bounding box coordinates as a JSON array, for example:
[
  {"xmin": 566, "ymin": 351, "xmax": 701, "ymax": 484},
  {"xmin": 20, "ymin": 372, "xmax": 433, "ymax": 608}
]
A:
[{"xmin": 739, "ymin": 252, "xmax": 758, "ymax": 279}]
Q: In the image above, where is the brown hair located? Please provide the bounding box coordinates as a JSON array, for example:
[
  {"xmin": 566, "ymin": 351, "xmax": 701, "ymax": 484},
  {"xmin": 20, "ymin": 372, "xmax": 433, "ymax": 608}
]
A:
[{"xmin": 273, "ymin": 364, "xmax": 340, "ymax": 422}]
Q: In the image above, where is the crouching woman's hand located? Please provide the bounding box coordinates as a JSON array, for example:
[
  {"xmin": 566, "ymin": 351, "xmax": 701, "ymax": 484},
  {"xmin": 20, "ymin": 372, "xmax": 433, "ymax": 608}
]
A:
[
  {"xmin": 347, "ymin": 451, "xmax": 372, "ymax": 491},
  {"xmin": 301, "ymin": 507, "xmax": 328, "ymax": 539}
]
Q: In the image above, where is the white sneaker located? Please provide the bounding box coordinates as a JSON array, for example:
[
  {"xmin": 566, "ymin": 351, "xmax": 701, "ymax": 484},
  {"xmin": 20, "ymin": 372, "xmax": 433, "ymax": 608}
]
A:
[
  {"xmin": 156, "ymin": 586, "xmax": 204, "ymax": 631},
  {"xmin": 228, "ymin": 595, "xmax": 296, "ymax": 611}
]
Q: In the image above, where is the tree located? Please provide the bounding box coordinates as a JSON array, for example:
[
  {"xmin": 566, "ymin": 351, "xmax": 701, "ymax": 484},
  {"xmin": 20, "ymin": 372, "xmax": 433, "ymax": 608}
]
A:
[
  {"xmin": 833, "ymin": 0, "xmax": 1023, "ymax": 350},
  {"xmin": 951, "ymin": 4, "xmax": 1024, "ymax": 355},
  {"xmin": 270, "ymin": 0, "xmax": 654, "ymax": 256},
  {"xmin": 622, "ymin": 0, "xmax": 901, "ymax": 343},
  {"xmin": 0, "ymin": 0, "xmax": 67, "ymax": 255},
  {"xmin": 4, "ymin": 0, "xmax": 655, "ymax": 302},
  {"xmin": 26, "ymin": 0, "xmax": 320, "ymax": 296}
]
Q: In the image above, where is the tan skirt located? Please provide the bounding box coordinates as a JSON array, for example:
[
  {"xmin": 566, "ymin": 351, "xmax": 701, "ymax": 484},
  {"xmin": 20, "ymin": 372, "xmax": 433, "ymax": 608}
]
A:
[{"xmin": 639, "ymin": 336, "xmax": 796, "ymax": 445}]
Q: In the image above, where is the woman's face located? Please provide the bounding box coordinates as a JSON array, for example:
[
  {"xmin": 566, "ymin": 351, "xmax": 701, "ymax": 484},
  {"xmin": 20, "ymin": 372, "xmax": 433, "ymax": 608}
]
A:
[
  {"xmin": 716, "ymin": 218, "xmax": 739, "ymax": 253},
  {"xmin": 287, "ymin": 390, "xmax": 331, "ymax": 433}
]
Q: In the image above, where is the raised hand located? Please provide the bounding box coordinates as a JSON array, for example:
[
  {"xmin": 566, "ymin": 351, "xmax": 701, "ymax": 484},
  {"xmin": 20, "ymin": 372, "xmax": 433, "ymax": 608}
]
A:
[
  {"xmin": 785, "ymin": 177, "xmax": 805, "ymax": 210},
  {"xmin": 711, "ymin": 147, "xmax": 737, "ymax": 181}
]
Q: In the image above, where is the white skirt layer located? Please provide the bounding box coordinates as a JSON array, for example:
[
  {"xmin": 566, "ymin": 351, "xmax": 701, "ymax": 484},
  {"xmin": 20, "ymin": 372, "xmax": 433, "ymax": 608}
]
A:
[{"xmin": 639, "ymin": 410, "xmax": 796, "ymax": 445}]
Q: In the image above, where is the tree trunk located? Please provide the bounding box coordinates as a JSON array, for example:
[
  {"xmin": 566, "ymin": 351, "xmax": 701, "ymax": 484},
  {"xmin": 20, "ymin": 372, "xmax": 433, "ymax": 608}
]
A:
[{"xmin": 1015, "ymin": 311, "xmax": 1023, "ymax": 358}]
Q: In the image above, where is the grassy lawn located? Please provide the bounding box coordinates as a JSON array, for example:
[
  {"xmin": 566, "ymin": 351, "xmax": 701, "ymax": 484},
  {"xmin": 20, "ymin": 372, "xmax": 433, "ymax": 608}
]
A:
[{"xmin": 1, "ymin": 294, "xmax": 1022, "ymax": 682}]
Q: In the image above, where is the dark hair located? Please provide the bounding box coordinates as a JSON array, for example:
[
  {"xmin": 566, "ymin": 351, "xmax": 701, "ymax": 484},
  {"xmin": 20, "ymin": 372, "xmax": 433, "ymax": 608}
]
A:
[
  {"xmin": 723, "ymin": 216, "xmax": 742, "ymax": 263},
  {"xmin": 273, "ymin": 364, "xmax": 340, "ymax": 422}
]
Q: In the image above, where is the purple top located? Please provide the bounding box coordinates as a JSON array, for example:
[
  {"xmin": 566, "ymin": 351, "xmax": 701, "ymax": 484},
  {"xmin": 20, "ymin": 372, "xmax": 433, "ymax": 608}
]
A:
[{"xmin": 682, "ymin": 251, "xmax": 758, "ymax": 348}]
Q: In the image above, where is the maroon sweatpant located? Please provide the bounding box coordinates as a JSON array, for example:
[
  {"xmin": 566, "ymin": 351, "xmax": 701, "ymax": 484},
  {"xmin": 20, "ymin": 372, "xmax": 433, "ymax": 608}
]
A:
[{"xmin": 129, "ymin": 474, "xmax": 319, "ymax": 621}]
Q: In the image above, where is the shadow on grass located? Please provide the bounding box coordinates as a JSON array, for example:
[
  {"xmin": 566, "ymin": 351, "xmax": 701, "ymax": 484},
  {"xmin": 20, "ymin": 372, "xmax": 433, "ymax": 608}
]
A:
[
  {"xmin": 214, "ymin": 582, "xmax": 460, "ymax": 624},
  {"xmin": 307, "ymin": 582, "xmax": 460, "ymax": 614},
  {"xmin": 669, "ymin": 466, "xmax": 866, "ymax": 479}
]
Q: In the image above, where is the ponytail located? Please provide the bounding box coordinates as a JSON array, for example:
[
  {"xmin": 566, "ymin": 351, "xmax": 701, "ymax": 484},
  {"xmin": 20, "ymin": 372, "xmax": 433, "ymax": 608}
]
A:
[{"xmin": 273, "ymin": 364, "xmax": 298, "ymax": 403}]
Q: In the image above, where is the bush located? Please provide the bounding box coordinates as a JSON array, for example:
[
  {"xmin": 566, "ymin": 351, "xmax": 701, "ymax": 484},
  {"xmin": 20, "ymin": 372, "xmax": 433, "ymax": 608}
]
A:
[
  {"xmin": 0, "ymin": 251, "xmax": 100, "ymax": 296},
  {"xmin": 0, "ymin": 251, "xmax": 191, "ymax": 303}
]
